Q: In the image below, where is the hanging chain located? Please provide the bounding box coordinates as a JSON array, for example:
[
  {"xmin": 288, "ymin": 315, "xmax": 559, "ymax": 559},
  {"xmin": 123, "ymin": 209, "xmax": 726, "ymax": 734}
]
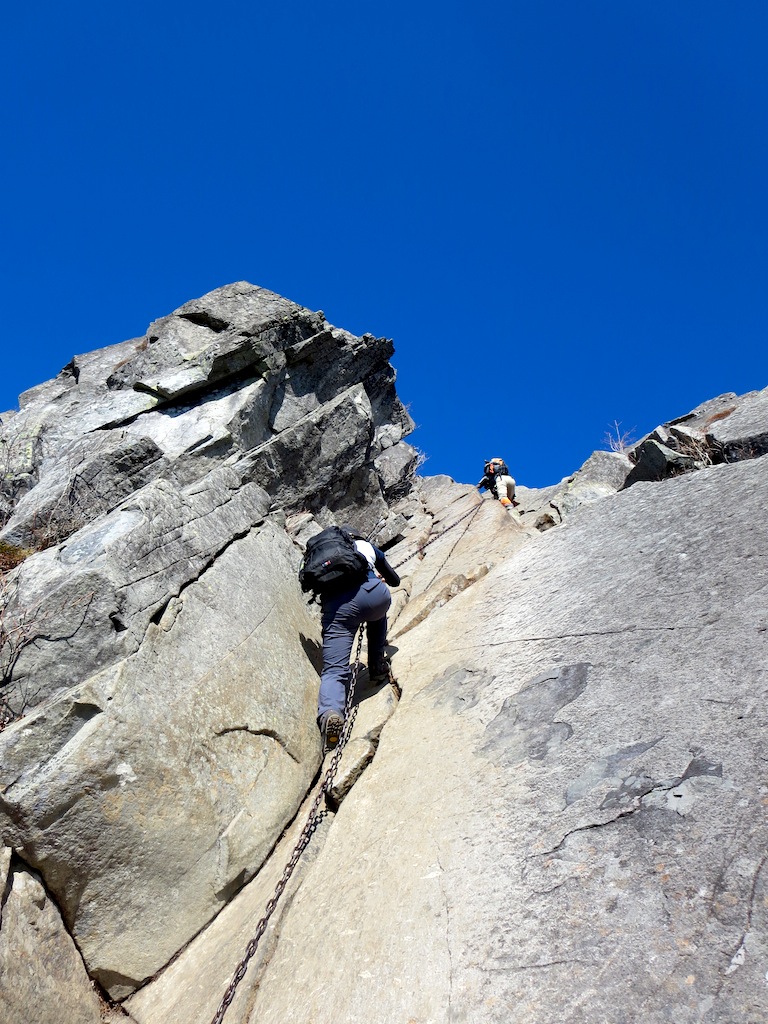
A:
[
  {"xmin": 209, "ymin": 499, "xmax": 484, "ymax": 1024},
  {"xmin": 389, "ymin": 499, "xmax": 483, "ymax": 571},
  {"xmin": 209, "ymin": 629, "xmax": 364, "ymax": 1024}
]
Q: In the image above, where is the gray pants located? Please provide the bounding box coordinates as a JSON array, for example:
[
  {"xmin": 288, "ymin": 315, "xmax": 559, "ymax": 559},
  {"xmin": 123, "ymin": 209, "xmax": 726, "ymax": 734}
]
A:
[{"xmin": 318, "ymin": 576, "xmax": 391, "ymax": 717}]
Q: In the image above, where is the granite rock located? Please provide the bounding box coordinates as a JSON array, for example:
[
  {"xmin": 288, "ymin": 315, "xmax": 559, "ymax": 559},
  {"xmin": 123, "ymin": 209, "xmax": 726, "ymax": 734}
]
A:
[
  {"xmin": 0, "ymin": 849, "xmax": 102, "ymax": 1024},
  {"xmin": 243, "ymin": 456, "xmax": 768, "ymax": 1024},
  {"xmin": 2, "ymin": 285, "xmax": 766, "ymax": 1024},
  {"xmin": 0, "ymin": 521, "xmax": 322, "ymax": 997}
]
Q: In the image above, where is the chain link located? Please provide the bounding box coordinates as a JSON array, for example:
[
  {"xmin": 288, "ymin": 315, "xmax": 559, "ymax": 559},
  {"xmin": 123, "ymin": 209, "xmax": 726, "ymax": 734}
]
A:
[
  {"xmin": 209, "ymin": 629, "xmax": 364, "ymax": 1024},
  {"xmin": 209, "ymin": 500, "xmax": 483, "ymax": 1024},
  {"xmin": 389, "ymin": 500, "xmax": 483, "ymax": 571}
]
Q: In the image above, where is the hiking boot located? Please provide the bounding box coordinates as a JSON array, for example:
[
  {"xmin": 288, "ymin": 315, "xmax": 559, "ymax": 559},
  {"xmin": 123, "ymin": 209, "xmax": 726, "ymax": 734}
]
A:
[
  {"xmin": 368, "ymin": 656, "xmax": 391, "ymax": 684},
  {"xmin": 318, "ymin": 710, "xmax": 344, "ymax": 752}
]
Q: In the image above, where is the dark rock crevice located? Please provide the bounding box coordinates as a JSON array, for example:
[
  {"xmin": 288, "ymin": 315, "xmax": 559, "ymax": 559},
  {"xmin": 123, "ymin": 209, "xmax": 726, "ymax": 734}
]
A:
[
  {"xmin": 715, "ymin": 851, "xmax": 768, "ymax": 990},
  {"xmin": 0, "ymin": 849, "xmax": 13, "ymax": 927},
  {"xmin": 535, "ymin": 755, "xmax": 733, "ymax": 862},
  {"xmin": 468, "ymin": 622, "xmax": 705, "ymax": 648},
  {"xmin": 213, "ymin": 727, "xmax": 301, "ymax": 765},
  {"xmin": 178, "ymin": 310, "xmax": 230, "ymax": 333}
]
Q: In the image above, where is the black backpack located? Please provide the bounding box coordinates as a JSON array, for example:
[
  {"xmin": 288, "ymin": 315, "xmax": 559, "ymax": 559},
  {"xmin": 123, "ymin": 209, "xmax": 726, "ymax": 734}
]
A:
[{"xmin": 299, "ymin": 526, "xmax": 370, "ymax": 596}]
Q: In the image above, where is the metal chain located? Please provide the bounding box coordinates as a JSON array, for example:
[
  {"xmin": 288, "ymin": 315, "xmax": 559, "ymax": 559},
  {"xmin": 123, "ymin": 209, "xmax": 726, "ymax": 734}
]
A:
[
  {"xmin": 389, "ymin": 500, "xmax": 483, "ymax": 571},
  {"xmin": 209, "ymin": 500, "xmax": 483, "ymax": 1024},
  {"xmin": 209, "ymin": 628, "xmax": 365, "ymax": 1024}
]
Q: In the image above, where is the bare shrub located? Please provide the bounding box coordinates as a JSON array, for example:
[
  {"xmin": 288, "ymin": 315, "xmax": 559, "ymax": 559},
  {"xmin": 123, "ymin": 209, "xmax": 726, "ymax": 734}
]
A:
[
  {"xmin": 675, "ymin": 435, "xmax": 713, "ymax": 468},
  {"xmin": 603, "ymin": 421, "xmax": 637, "ymax": 453},
  {"xmin": 414, "ymin": 448, "xmax": 429, "ymax": 472},
  {"xmin": 0, "ymin": 542, "xmax": 32, "ymax": 574},
  {"xmin": 0, "ymin": 571, "xmax": 44, "ymax": 729}
]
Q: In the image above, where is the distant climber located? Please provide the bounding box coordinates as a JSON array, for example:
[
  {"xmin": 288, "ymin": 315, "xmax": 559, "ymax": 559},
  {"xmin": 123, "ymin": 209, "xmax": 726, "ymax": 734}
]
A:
[
  {"xmin": 477, "ymin": 457, "xmax": 517, "ymax": 508},
  {"xmin": 299, "ymin": 525, "xmax": 400, "ymax": 751}
]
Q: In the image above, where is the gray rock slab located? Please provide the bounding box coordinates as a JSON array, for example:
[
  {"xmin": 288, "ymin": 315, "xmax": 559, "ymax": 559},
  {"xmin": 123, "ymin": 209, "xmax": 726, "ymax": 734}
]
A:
[
  {"xmin": 0, "ymin": 851, "xmax": 102, "ymax": 1024},
  {"xmin": 1, "ymin": 282, "xmax": 413, "ymax": 550},
  {"xmin": 668, "ymin": 391, "xmax": 741, "ymax": 432},
  {"xmin": 107, "ymin": 283, "xmax": 323, "ymax": 398},
  {"xmin": 244, "ymin": 456, "xmax": 768, "ymax": 1024},
  {"xmin": 17, "ymin": 372, "xmax": 75, "ymax": 410},
  {"xmin": 385, "ymin": 477, "xmax": 528, "ymax": 636},
  {"xmin": 124, "ymin": 667, "xmax": 400, "ymax": 1024},
  {"xmin": 155, "ymin": 281, "xmax": 310, "ymax": 341},
  {"xmin": 328, "ymin": 674, "xmax": 400, "ymax": 807},
  {"xmin": 517, "ymin": 449, "xmax": 632, "ymax": 525},
  {"xmin": 72, "ymin": 336, "xmax": 152, "ymax": 386},
  {"xmin": 0, "ymin": 521, "xmax": 322, "ymax": 998},
  {"xmin": 0, "ymin": 431, "xmax": 168, "ymax": 549},
  {"xmin": 238, "ymin": 383, "xmax": 383, "ymax": 518},
  {"xmin": 0, "ymin": 281, "xmax": 423, "ymax": 1013},
  {"xmin": 1, "ymin": 468, "xmax": 272, "ymax": 711},
  {"xmin": 373, "ymin": 440, "xmax": 419, "ymax": 496},
  {"xmin": 125, "ymin": 781, "xmax": 336, "ymax": 1024},
  {"xmin": 6, "ymin": 375, "xmax": 157, "ymax": 461},
  {"xmin": 270, "ymin": 327, "xmax": 394, "ymax": 434},
  {"xmin": 0, "ymin": 383, "xmax": 160, "ymax": 542},
  {"xmin": 370, "ymin": 510, "xmax": 409, "ymax": 548},
  {"xmin": 119, "ymin": 377, "xmax": 275, "ymax": 479},
  {"xmin": 702, "ymin": 385, "xmax": 768, "ymax": 459}
]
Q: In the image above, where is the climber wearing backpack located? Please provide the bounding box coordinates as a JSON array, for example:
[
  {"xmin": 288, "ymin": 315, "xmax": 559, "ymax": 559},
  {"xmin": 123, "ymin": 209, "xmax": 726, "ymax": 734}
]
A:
[
  {"xmin": 299, "ymin": 525, "xmax": 400, "ymax": 751},
  {"xmin": 477, "ymin": 457, "xmax": 517, "ymax": 508}
]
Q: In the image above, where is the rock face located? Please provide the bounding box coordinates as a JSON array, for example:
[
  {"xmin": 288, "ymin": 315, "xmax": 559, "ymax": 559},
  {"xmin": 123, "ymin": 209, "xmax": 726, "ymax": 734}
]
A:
[
  {"xmin": 0, "ymin": 283, "xmax": 416, "ymax": 998},
  {"xmin": 1, "ymin": 286, "xmax": 767, "ymax": 1023},
  {"xmin": 0, "ymin": 848, "xmax": 102, "ymax": 1024},
  {"xmin": 1, "ymin": 520, "xmax": 322, "ymax": 997},
  {"xmin": 242, "ymin": 453, "xmax": 768, "ymax": 1024},
  {"xmin": 516, "ymin": 448, "xmax": 632, "ymax": 530}
]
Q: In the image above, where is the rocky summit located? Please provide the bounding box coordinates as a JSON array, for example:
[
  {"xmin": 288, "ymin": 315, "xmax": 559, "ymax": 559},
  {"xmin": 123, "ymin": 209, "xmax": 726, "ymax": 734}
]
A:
[{"xmin": 0, "ymin": 283, "xmax": 766, "ymax": 1024}]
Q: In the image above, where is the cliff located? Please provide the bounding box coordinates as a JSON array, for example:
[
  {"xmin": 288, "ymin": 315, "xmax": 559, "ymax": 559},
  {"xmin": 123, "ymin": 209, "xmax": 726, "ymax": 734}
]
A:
[{"xmin": 1, "ymin": 284, "xmax": 766, "ymax": 1024}]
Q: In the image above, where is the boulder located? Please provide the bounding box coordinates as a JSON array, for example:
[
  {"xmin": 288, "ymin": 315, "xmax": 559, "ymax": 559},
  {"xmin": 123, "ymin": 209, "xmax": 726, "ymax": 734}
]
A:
[
  {"xmin": 622, "ymin": 437, "xmax": 701, "ymax": 486},
  {"xmin": 0, "ymin": 849, "xmax": 102, "ymax": 1024},
  {"xmin": 373, "ymin": 440, "xmax": 419, "ymax": 497}
]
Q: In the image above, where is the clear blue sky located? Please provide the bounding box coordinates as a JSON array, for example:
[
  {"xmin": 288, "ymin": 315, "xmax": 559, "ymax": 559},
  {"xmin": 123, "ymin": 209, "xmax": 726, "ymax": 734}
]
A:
[{"xmin": 3, "ymin": 2, "xmax": 767, "ymax": 488}]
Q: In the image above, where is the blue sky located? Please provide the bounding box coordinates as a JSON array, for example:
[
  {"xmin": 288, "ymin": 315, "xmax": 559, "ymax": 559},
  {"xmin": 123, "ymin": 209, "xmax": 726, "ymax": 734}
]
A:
[{"xmin": 3, "ymin": 1, "xmax": 767, "ymax": 488}]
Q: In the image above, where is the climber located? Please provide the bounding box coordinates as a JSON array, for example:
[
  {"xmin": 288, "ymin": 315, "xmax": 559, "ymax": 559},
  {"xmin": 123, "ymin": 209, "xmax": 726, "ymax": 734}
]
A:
[
  {"xmin": 300, "ymin": 525, "xmax": 400, "ymax": 752},
  {"xmin": 477, "ymin": 457, "xmax": 517, "ymax": 508}
]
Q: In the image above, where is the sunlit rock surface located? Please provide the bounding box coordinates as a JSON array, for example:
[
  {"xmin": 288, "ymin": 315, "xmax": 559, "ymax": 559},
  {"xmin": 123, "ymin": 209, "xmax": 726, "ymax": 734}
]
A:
[{"xmin": 1, "ymin": 286, "xmax": 767, "ymax": 1022}]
